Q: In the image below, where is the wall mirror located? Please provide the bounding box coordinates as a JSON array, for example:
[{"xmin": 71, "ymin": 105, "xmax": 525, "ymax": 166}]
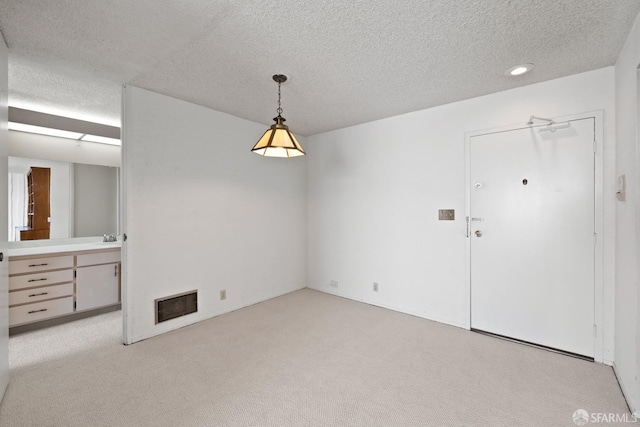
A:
[
  {"xmin": 8, "ymin": 156, "xmax": 119, "ymax": 242},
  {"xmin": 6, "ymin": 108, "xmax": 122, "ymax": 245}
]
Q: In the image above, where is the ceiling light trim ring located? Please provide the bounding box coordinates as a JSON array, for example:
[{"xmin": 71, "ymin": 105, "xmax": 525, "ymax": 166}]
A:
[{"xmin": 505, "ymin": 63, "xmax": 535, "ymax": 76}]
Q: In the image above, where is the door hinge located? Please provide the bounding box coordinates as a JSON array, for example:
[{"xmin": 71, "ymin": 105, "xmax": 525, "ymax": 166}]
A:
[
  {"xmin": 593, "ymin": 324, "xmax": 597, "ymax": 337},
  {"xmin": 73, "ymin": 301, "xmax": 77, "ymax": 309},
  {"xmin": 74, "ymin": 270, "xmax": 77, "ymax": 278},
  {"xmin": 593, "ymin": 139, "xmax": 597, "ymax": 153},
  {"xmin": 593, "ymin": 233, "xmax": 597, "ymax": 245}
]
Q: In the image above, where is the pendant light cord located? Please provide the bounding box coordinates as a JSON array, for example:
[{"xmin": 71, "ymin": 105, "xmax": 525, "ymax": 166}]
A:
[{"xmin": 277, "ymin": 81, "xmax": 283, "ymax": 116}]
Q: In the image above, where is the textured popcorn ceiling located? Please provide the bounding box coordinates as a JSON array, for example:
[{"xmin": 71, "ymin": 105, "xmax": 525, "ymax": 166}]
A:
[{"xmin": 0, "ymin": 0, "xmax": 639, "ymax": 135}]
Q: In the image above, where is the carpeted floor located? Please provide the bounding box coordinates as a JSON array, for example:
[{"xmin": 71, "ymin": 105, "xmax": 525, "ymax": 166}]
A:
[{"xmin": 0, "ymin": 289, "xmax": 631, "ymax": 426}]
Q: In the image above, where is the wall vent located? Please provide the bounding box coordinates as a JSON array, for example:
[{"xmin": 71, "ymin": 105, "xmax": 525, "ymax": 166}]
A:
[{"xmin": 155, "ymin": 290, "xmax": 197, "ymax": 324}]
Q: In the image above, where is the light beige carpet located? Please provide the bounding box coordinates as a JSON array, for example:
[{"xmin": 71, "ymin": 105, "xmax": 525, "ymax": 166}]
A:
[{"xmin": 0, "ymin": 289, "xmax": 631, "ymax": 426}]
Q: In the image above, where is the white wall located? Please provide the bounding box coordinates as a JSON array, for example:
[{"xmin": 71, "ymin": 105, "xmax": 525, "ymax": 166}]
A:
[
  {"xmin": 74, "ymin": 163, "xmax": 117, "ymax": 237},
  {"xmin": 122, "ymin": 86, "xmax": 306, "ymax": 344},
  {"xmin": 307, "ymin": 67, "xmax": 616, "ymax": 359},
  {"xmin": 614, "ymin": 12, "xmax": 640, "ymax": 414},
  {"xmin": 8, "ymin": 156, "xmax": 72, "ymax": 239}
]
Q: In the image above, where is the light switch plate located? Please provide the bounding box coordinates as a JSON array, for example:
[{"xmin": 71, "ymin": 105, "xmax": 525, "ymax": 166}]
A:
[{"xmin": 439, "ymin": 209, "xmax": 455, "ymax": 220}]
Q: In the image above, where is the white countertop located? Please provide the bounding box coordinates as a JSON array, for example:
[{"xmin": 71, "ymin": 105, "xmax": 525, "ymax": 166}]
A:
[{"xmin": 8, "ymin": 241, "xmax": 121, "ymax": 257}]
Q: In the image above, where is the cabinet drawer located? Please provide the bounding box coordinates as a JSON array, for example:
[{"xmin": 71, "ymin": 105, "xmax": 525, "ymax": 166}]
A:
[
  {"xmin": 9, "ymin": 296, "xmax": 74, "ymax": 327},
  {"xmin": 76, "ymin": 250, "xmax": 120, "ymax": 267},
  {"xmin": 9, "ymin": 255, "xmax": 74, "ymax": 275},
  {"xmin": 9, "ymin": 282, "xmax": 74, "ymax": 306},
  {"xmin": 9, "ymin": 268, "xmax": 74, "ymax": 291}
]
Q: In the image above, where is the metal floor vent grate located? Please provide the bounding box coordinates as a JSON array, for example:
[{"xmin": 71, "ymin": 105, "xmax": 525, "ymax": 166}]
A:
[{"xmin": 155, "ymin": 290, "xmax": 197, "ymax": 324}]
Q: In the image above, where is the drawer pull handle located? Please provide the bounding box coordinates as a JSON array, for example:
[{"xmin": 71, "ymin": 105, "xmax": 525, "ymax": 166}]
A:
[
  {"xmin": 28, "ymin": 263, "xmax": 48, "ymax": 267},
  {"xmin": 28, "ymin": 292, "xmax": 48, "ymax": 297},
  {"xmin": 27, "ymin": 278, "xmax": 48, "ymax": 283},
  {"xmin": 28, "ymin": 309, "xmax": 47, "ymax": 314}
]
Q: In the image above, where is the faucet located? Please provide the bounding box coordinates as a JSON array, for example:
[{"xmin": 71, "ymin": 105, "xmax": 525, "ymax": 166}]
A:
[{"xmin": 103, "ymin": 233, "xmax": 117, "ymax": 242}]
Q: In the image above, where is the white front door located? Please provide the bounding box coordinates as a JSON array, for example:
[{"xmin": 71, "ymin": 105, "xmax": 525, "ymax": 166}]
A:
[{"xmin": 469, "ymin": 118, "xmax": 595, "ymax": 357}]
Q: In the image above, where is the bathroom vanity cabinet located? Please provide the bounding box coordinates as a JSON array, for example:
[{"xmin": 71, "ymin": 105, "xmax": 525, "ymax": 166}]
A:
[{"xmin": 8, "ymin": 247, "xmax": 121, "ymax": 327}]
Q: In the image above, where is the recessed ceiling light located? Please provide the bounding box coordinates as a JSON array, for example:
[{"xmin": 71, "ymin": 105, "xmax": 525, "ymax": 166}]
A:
[{"xmin": 505, "ymin": 63, "xmax": 534, "ymax": 76}]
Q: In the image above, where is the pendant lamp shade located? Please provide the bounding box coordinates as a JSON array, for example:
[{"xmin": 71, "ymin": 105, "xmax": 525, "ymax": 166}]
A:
[
  {"xmin": 252, "ymin": 74, "xmax": 305, "ymax": 157},
  {"xmin": 252, "ymin": 116, "xmax": 305, "ymax": 157}
]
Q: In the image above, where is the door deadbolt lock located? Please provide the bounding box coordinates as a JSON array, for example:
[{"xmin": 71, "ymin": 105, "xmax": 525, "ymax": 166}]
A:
[{"xmin": 475, "ymin": 230, "xmax": 483, "ymax": 237}]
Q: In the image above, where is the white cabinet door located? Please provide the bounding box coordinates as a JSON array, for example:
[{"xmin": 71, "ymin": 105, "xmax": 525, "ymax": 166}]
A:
[{"xmin": 76, "ymin": 263, "xmax": 120, "ymax": 311}]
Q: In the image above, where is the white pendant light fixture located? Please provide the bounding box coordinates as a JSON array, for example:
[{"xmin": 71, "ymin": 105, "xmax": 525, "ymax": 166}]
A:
[{"xmin": 251, "ymin": 74, "xmax": 305, "ymax": 158}]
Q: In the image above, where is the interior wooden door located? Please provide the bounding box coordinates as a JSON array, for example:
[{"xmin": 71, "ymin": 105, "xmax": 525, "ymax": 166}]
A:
[
  {"xmin": 22, "ymin": 167, "xmax": 50, "ymax": 240},
  {"xmin": 469, "ymin": 118, "xmax": 595, "ymax": 357}
]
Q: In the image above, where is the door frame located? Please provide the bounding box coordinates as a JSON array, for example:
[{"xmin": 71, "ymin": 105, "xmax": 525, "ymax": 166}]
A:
[
  {"xmin": 464, "ymin": 111, "xmax": 605, "ymax": 363},
  {"xmin": 0, "ymin": 31, "xmax": 8, "ymax": 402}
]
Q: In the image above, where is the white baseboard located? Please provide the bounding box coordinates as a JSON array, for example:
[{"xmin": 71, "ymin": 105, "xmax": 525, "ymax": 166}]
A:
[
  {"xmin": 612, "ymin": 363, "xmax": 637, "ymax": 415},
  {"xmin": 310, "ymin": 286, "xmax": 468, "ymax": 330}
]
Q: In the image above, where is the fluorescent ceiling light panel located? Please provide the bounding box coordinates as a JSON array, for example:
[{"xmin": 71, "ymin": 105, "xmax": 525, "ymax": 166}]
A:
[
  {"xmin": 80, "ymin": 134, "xmax": 121, "ymax": 146},
  {"xmin": 8, "ymin": 122, "xmax": 84, "ymax": 139}
]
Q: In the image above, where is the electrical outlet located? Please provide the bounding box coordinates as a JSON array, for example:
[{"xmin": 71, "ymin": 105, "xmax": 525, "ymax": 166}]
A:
[
  {"xmin": 330, "ymin": 280, "xmax": 338, "ymax": 288},
  {"xmin": 220, "ymin": 289, "xmax": 226, "ymax": 300},
  {"xmin": 373, "ymin": 282, "xmax": 379, "ymax": 292}
]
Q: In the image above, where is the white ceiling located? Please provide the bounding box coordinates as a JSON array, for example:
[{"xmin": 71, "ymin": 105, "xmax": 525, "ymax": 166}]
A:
[{"xmin": 1, "ymin": 0, "xmax": 639, "ymax": 136}]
